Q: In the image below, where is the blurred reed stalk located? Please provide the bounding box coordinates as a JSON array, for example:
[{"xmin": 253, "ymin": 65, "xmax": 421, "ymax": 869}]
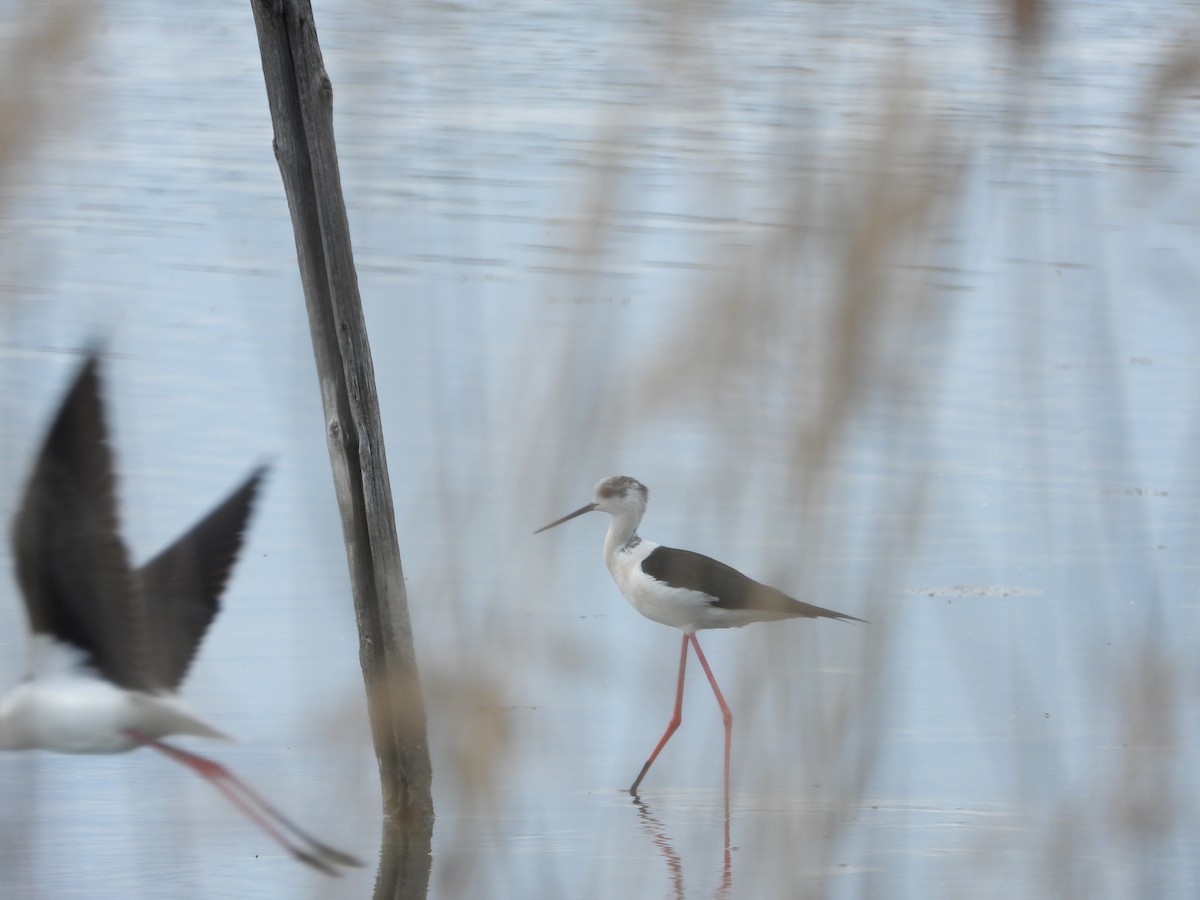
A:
[
  {"xmin": 0, "ymin": 2, "xmax": 95, "ymax": 892},
  {"xmin": 419, "ymin": 0, "xmax": 1197, "ymax": 894}
]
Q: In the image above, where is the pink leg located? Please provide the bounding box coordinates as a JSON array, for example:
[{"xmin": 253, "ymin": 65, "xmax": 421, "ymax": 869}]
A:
[
  {"xmin": 126, "ymin": 730, "xmax": 362, "ymax": 875},
  {"xmin": 687, "ymin": 633, "xmax": 732, "ymax": 807},
  {"xmin": 630, "ymin": 634, "xmax": 689, "ymax": 794}
]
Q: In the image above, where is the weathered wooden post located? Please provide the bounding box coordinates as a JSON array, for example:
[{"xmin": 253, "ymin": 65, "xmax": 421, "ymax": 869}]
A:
[{"xmin": 249, "ymin": 0, "xmax": 433, "ymax": 893}]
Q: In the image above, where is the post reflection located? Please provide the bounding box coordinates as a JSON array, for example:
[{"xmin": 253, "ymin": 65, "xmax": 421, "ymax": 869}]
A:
[{"xmin": 374, "ymin": 814, "xmax": 433, "ymax": 900}]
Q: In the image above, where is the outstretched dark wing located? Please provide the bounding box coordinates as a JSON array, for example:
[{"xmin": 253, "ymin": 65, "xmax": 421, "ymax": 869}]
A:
[
  {"xmin": 642, "ymin": 546, "xmax": 864, "ymax": 623},
  {"xmin": 137, "ymin": 467, "xmax": 267, "ymax": 691},
  {"xmin": 11, "ymin": 354, "xmax": 146, "ymax": 688}
]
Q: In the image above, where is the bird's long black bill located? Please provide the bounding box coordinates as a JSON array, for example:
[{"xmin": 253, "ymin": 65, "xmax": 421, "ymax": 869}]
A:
[{"xmin": 534, "ymin": 502, "xmax": 597, "ymax": 534}]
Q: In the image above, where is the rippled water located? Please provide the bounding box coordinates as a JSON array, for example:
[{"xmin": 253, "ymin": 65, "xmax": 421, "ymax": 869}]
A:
[{"xmin": 2, "ymin": 0, "xmax": 1199, "ymax": 897}]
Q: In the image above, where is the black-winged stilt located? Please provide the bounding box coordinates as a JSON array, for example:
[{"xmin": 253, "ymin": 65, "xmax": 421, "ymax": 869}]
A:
[
  {"xmin": 0, "ymin": 353, "xmax": 362, "ymax": 875},
  {"xmin": 536, "ymin": 475, "xmax": 863, "ymax": 798}
]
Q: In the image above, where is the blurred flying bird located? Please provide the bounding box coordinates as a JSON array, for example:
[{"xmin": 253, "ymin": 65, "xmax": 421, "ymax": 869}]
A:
[{"xmin": 0, "ymin": 352, "xmax": 361, "ymax": 875}]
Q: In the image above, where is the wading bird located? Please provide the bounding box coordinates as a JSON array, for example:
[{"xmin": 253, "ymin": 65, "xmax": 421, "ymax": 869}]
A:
[
  {"xmin": 536, "ymin": 475, "xmax": 863, "ymax": 799},
  {"xmin": 0, "ymin": 353, "xmax": 361, "ymax": 875}
]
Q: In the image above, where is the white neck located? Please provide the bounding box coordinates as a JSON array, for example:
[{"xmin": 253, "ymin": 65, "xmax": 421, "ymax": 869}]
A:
[{"xmin": 603, "ymin": 508, "xmax": 642, "ymax": 565}]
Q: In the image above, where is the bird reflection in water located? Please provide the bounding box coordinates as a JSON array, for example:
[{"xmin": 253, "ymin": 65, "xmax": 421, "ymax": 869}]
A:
[{"xmin": 631, "ymin": 792, "xmax": 732, "ymax": 900}]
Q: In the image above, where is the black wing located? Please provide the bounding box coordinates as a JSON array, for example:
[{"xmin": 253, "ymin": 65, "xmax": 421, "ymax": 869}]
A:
[
  {"xmin": 11, "ymin": 354, "xmax": 146, "ymax": 688},
  {"xmin": 137, "ymin": 467, "xmax": 267, "ymax": 691},
  {"xmin": 641, "ymin": 546, "xmax": 864, "ymax": 622}
]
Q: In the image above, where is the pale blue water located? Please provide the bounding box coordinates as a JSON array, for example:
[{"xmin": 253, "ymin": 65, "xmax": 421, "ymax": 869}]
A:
[{"xmin": 2, "ymin": 0, "xmax": 1200, "ymax": 897}]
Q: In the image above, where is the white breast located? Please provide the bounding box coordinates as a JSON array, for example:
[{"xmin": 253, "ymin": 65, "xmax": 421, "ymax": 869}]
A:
[
  {"xmin": 0, "ymin": 678, "xmax": 230, "ymax": 753},
  {"xmin": 606, "ymin": 539, "xmax": 723, "ymax": 632},
  {"xmin": 0, "ymin": 677, "xmax": 144, "ymax": 752},
  {"xmin": 0, "ymin": 637, "xmax": 227, "ymax": 753}
]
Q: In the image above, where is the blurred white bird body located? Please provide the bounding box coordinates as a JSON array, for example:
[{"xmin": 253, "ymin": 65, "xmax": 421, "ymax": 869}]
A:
[{"xmin": 0, "ymin": 638, "xmax": 226, "ymax": 753}]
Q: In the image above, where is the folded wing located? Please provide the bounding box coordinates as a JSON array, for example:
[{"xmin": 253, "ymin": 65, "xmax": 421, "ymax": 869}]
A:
[{"xmin": 641, "ymin": 546, "xmax": 864, "ymax": 623}]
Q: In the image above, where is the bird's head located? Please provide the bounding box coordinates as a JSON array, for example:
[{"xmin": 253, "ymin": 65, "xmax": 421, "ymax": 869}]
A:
[{"xmin": 535, "ymin": 475, "xmax": 648, "ymax": 533}]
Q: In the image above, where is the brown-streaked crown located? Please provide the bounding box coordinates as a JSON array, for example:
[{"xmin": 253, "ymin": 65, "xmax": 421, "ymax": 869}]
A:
[{"xmin": 596, "ymin": 475, "xmax": 647, "ymax": 502}]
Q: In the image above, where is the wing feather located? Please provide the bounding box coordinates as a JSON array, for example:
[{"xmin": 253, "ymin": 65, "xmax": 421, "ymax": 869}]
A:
[
  {"xmin": 137, "ymin": 467, "xmax": 266, "ymax": 690},
  {"xmin": 11, "ymin": 354, "xmax": 146, "ymax": 688},
  {"xmin": 641, "ymin": 546, "xmax": 864, "ymax": 622}
]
